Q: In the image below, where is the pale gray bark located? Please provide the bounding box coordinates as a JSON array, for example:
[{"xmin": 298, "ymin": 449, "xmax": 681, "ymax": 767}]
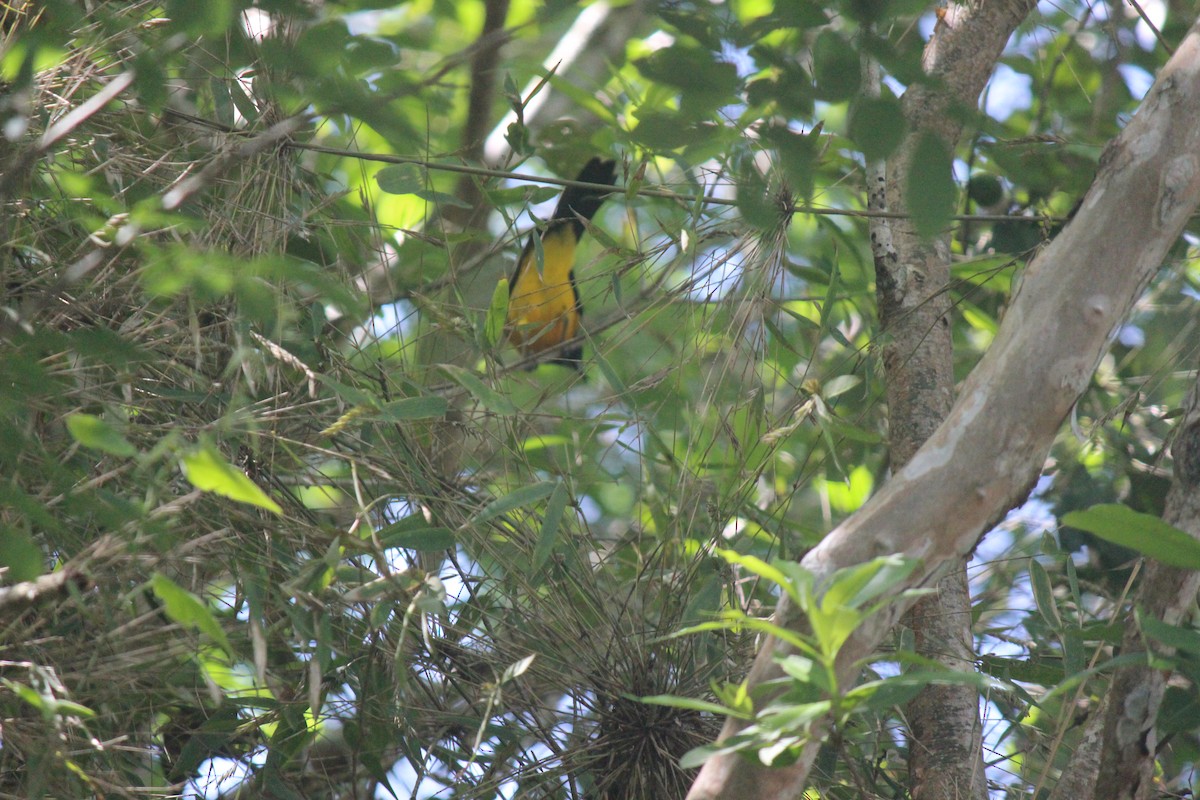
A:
[
  {"xmin": 687, "ymin": 18, "xmax": 1200, "ymax": 800},
  {"xmin": 870, "ymin": 5, "xmax": 1036, "ymax": 799}
]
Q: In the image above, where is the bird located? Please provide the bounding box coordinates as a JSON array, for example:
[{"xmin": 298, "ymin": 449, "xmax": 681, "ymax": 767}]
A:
[{"xmin": 506, "ymin": 157, "xmax": 617, "ymax": 370}]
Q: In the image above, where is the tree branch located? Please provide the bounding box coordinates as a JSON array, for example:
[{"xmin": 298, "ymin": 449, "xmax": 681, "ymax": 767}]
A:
[
  {"xmin": 686, "ymin": 16, "xmax": 1200, "ymax": 800},
  {"xmin": 871, "ymin": 4, "xmax": 1036, "ymax": 799}
]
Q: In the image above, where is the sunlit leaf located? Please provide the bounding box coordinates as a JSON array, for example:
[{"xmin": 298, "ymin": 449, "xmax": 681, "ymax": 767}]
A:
[
  {"xmin": 66, "ymin": 413, "xmax": 137, "ymax": 457},
  {"xmin": 181, "ymin": 445, "xmax": 283, "ymax": 515},
  {"xmin": 151, "ymin": 573, "xmax": 234, "ymax": 656}
]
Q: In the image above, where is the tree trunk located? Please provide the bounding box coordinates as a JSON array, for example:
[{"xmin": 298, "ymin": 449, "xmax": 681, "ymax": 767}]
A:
[
  {"xmin": 687, "ymin": 17, "xmax": 1200, "ymax": 800},
  {"xmin": 1095, "ymin": 377, "xmax": 1200, "ymax": 800}
]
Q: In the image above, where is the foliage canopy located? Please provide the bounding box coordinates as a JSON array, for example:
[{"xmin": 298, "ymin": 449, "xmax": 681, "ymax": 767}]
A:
[{"xmin": 2, "ymin": 1, "xmax": 1200, "ymax": 799}]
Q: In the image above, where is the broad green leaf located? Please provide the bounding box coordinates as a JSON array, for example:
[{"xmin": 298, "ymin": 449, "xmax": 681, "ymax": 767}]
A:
[
  {"xmin": 844, "ymin": 669, "xmax": 1002, "ymax": 712},
  {"xmin": 812, "ymin": 31, "xmax": 860, "ymax": 101},
  {"xmin": 181, "ymin": 446, "xmax": 283, "ymax": 515},
  {"xmin": 979, "ymin": 654, "xmax": 1064, "ymax": 687},
  {"xmin": 0, "ymin": 528, "xmax": 43, "ymax": 583},
  {"xmin": 1063, "ymin": 504, "xmax": 1200, "ymax": 569},
  {"xmin": 967, "ymin": 173, "xmax": 1004, "ymax": 206},
  {"xmin": 375, "ymin": 163, "xmax": 424, "ymax": 195},
  {"xmin": 635, "ymin": 44, "xmax": 739, "ymax": 100},
  {"xmin": 849, "ymin": 95, "xmax": 906, "ymax": 160},
  {"xmin": 66, "ymin": 413, "xmax": 137, "ymax": 457},
  {"xmin": 472, "ymin": 481, "xmax": 557, "ymax": 526},
  {"xmin": 823, "ymin": 464, "xmax": 874, "ymax": 514},
  {"xmin": 679, "ymin": 744, "xmax": 724, "ymax": 769},
  {"xmin": 735, "ymin": 156, "xmax": 778, "ymax": 231},
  {"xmin": 151, "ymin": 573, "xmax": 234, "ymax": 656},
  {"xmin": 906, "ymin": 132, "xmax": 956, "ymax": 238}
]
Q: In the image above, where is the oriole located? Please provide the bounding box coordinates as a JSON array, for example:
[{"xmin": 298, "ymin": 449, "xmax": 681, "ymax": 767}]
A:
[{"xmin": 506, "ymin": 157, "xmax": 617, "ymax": 369}]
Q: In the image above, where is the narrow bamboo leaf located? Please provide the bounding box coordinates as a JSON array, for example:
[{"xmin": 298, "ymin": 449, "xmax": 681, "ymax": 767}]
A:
[
  {"xmin": 821, "ymin": 375, "xmax": 861, "ymax": 399},
  {"xmin": 377, "ymin": 396, "xmax": 449, "ymax": 421},
  {"xmin": 378, "ymin": 525, "xmax": 455, "ymax": 552},
  {"xmin": 1029, "ymin": 559, "xmax": 1062, "ymax": 632},
  {"xmin": 823, "ymin": 555, "xmax": 918, "ymax": 611},
  {"xmin": 719, "ymin": 550, "xmax": 798, "ymax": 604},
  {"xmin": 66, "ymin": 413, "xmax": 137, "ymax": 457},
  {"xmin": 181, "ymin": 445, "xmax": 283, "ymax": 514},
  {"xmin": 1139, "ymin": 609, "xmax": 1200, "ymax": 657},
  {"xmin": 151, "ymin": 573, "xmax": 234, "ymax": 656},
  {"xmin": 500, "ymin": 654, "xmax": 535, "ymax": 683},
  {"xmin": 472, "ymin": 481, "xmax": 557, "ymax": 526},
  {"xmin": 1063, "ymin": 504, "xmax": 1200, "ymax": 569},
  {"xmin": 439, "ymin": 364, "xmax": 517, "ymax": 415},
  {"xmin": 640, "ymin": 695, "xmax": 746, "ymax": 718},
  {"xmin": 531, "ymin": 481, "xmax": 570, "ymax": 574},
  {"xmin": 485, "ymin": 279, "xmax": 509, "ymax": 348}
]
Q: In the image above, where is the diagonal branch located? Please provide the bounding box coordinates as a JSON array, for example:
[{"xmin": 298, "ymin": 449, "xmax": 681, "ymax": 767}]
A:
[{"xmin": 687, "ymin": 17, "xmax": 1200, "ymax": 800}]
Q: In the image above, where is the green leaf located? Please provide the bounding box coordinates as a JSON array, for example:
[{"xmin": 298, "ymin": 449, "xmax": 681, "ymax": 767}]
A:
[
  {"xmin": 1063, "ymin": 504, "xmax": 1200, "ymax": 569},
  {"xmin": 812, "ymin": 31, "xmax": 860, "ymax": 101},
  {"xmin": 181, "ymin": 445, "xmax": 283, "ymax": 515},
  {"xmin": 375, "ymin": 163, "xmax": 424, "ymax": 195},
  {"xmin": 472, "ymin": 481, "xmax": 557, "ymax": 526},
  {"xmin": 823, "ymin": 464, "xmax": 874, "ymax": 515},
  {"xmin": 635, "ymin": 44, "xmax": 739, "ymax": 111},
  {"xmin": 376, "ymin": 519, "xmax": 455, "ymax": 552},
  {"xmin": 485, "ymin": 278, "xmax": 510, "ymax": 349},
  {"xmin": 0, "ymin": 528, "xmax": 43, "ymax": 583},
  {"xmin": 531, "ymin": 481, "xmax": 570, "ymax": 574},
  {"xmin": 735, "ymin": 156, "xmax": 779, "ymax": 231},
  {"xmin": 1029, "ymin": 559, "xmax": 1062, "ymax": 631},
  {"xmin": 967, "ymin": 173, "xmax": 1004, "ymax": 206},
  {"xmin": 719, "ymin": 550, "xmax": 801, "ymax": 604},
  {"xmin": 66, "ymin": 413, "xmax": 137, "ymax": 457},
  {"xmin": 1139, "ymin": 609, "xmax": 1200, "ymax": 657},
  {"xmin": 822, "ymin": 555, "xmax": 919, "ymax": 612},
  {"xmin": 376, "ymin": 396, "xmax": 449, "ymax": 422},
  {"xmin": 979, "ymin": 654, "xmax": 1065, "ymax": 686},
  {"xmin": 439, "ymin": 364, "xmax": 517, "ymax": 415},
  {"xmin": 640, "ymin": 694, "xmax": 746, "ymax": 718},
  {"xmin": 849, "ymin": 95, "xmax": 907, "ymax": 160},
  {"xmin": 150, "ymin": 573, "xmax": 234, "ymax": 656},
  {"xmin": 906, "ymin": 132, "xmax": 956, "ymax": 238},
  {"xmin": 679, "ymin": 743, "xmax": 724, "ymax": 769}
]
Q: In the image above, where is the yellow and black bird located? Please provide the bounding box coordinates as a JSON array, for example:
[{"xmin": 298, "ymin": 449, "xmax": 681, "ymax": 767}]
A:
[{"xmin": 506, "ymin": 157, "xmax": 617, "ymax": 369}]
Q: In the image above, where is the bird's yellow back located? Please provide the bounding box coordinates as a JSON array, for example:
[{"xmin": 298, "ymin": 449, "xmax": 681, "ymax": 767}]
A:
[{"xmin": 505, "ymin": 158, "xmax": 616, "ymax": 369}]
